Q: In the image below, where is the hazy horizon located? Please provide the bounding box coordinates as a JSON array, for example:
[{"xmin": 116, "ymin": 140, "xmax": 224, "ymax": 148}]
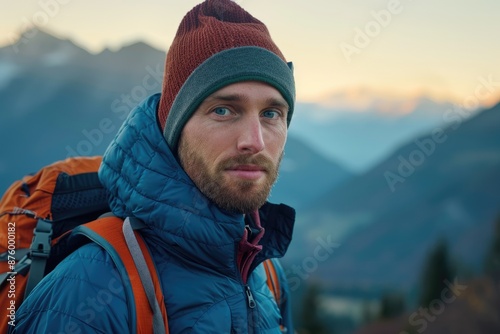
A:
[{"xmin": 2, "ymin": 0, "xmax": 500, "ymax": 108}]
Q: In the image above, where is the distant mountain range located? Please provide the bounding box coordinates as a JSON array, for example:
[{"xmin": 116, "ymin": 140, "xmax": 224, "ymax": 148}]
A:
[
  {"xmin": 290, "ymin": 97, "xmax": 461, "ymax": 172},
  {"xmin": 291, "ymin": 101, "xmax": 500, "ymax": 295},
  {"xmin": 2, "ymin": 28, "xmax": 499, "ymax": 301},
  {"xmin": 0, "ymin": 28, "xmax": 350, "ymax": 209},
  {"xmin": 1, "ymin": 28, "xmax": 466, "ymax": 173}
]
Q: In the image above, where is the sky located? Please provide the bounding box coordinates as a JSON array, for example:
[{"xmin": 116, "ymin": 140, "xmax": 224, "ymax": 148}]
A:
[{"xmin": 1, "ymin": 0, "xmax": 500, "ymax": 108}]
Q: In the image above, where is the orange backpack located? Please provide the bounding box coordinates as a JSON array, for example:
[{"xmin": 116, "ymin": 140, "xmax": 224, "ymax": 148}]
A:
[
  {"xmin": 0, "ymin": 157, "xmax": 282, "ymax": 333},
  {"xmin": 0, "ymin": 156, "xmax": 168, "ymax": 333}
]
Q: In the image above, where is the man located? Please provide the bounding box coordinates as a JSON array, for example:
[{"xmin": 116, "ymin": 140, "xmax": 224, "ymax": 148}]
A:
[{"xmin": 13, "ymin": 0, "xmax": 296, "ymax": 332}]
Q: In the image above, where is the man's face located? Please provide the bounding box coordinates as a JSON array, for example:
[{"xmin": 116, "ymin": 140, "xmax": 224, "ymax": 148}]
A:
[{"xmin": 178, "ymin": 81, "xmax": 289, "ymax": 214}]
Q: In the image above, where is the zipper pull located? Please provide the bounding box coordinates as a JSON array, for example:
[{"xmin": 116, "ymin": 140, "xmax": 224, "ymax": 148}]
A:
[{"xmin": 245, "ymin": 285, "xmax": 256, "ymax": 309}]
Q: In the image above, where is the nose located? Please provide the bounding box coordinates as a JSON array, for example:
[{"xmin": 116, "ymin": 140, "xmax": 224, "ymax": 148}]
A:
[{"xmin": 236, "ymin": 115, "xmax": 265, "ymax": 154}]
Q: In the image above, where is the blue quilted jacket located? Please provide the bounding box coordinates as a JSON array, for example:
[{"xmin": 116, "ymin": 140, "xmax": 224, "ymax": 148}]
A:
[{"xmin": 13, "ymin": 94, "xmax": 295, "ymax": 333}]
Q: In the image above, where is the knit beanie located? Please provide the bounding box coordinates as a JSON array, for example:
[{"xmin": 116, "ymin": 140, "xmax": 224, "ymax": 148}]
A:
[{"xmin": 157, "ymin": 0, "xmax": 296, "ymax": 151}]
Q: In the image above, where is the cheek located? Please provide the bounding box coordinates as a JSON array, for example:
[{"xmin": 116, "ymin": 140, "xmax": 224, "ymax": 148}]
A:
[
  {"xmin": 265, "ymin": 128, "xmax": 287, "ymax": 157},
  {"xmin": 194, "ymin": 133, "xmax": 228, "ymax": 166}
]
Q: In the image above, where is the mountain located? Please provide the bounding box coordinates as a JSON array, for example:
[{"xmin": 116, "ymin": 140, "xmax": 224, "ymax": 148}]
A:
[
  {"xmin": 0, "ymin": 29, "xmax": 166, "ymax": 192},
  {"xmin": 271, "ymin": 136, "xmax": 352, "ymax": 209},
  {"xmin": 0, "ymin": 28, "xmax": 351, "ymax": 209},
  {"xmin": 5, "ymin": 28, "xmax": 498, "ymax": 296},
  {"xmin": 290, "ymin": 101, "xmax": 500, "ymax": 293},
  {"xmin": 355, "ymin": 277, "xmax": 500, "ymax": 334},
  {"xmin": 290, "ymin": 96, "xmax": 462, "ymax": 172},
  {"xmin": 3, "ymin": 29, "xmax": 464, "ymax": 175}
]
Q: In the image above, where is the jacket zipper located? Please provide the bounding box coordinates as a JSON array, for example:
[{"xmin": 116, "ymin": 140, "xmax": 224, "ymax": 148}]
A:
[
  {"xmin": 245, "ymin": 285, "xmax": 256, "ymax": 309},
  {"xmin": 238, "ymin": 212, "xmax": 265, "ymax": 333}
]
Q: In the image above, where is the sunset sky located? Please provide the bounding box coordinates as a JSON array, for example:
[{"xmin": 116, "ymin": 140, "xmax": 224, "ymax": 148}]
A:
[{"xmin": 2, "ymin": 0, "xmax": 500, "ymax": 108}]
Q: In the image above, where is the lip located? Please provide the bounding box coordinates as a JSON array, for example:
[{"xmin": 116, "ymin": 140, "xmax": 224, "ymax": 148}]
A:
[{"xmin": 226, "ymin": 165, "xmax": 266, "ymax": 180}]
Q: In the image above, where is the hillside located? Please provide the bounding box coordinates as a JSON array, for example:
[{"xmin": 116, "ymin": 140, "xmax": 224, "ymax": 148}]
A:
[
  {"xmin": 292, "ymin": 102, "xmax": 500, "ymax": 292},
  {"xmin": 0, "ymin": 28, "xmax": 350, "ymax": 209},
  {"xmin": 3, "ymin": 28, "xmax": 499, "ymax": 298}
]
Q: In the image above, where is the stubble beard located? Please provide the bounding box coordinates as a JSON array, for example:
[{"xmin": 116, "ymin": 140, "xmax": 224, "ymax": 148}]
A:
[{"xmin": 178, "ymin": 139, "xmax": 282, "ymax": 214}]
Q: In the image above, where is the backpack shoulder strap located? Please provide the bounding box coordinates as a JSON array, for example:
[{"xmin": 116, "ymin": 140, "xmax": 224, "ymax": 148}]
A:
[
  {"xmin": 122, "ymin": 217, "xmax": 168, "ymax": 334},
  {"xmin": 74, "ymin": 216, "xmax": 168, "ymax": 334},
  {"xmin": 263, "ymin": 258, "xmax": 289, "ymax": 332},
  {"xmin": 263, "ymin": 258, "xmax": 281, "ymax": 306}
]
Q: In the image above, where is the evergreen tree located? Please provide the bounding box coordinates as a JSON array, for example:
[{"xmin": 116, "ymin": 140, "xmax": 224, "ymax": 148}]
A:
[
  {"xmin": 418, "ymin": 238, "xmax": 454, "ymax": 307},
  {"xmin": 361, "ymin": 300, "xmax": 376, "ymax": 325},
  {"xmin": 484, "ymin": 215, "xmax": 500, "ymax": 279},
  {"xmin": 378, "ymin": 291, "xmax": 406, "ymax": 319},
  {"xmin": 299, "ymin": 282, "xmax": 329, "ymax": 334}
]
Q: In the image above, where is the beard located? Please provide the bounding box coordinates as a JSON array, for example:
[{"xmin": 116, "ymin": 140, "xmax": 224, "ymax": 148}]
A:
[{"xmin": 178, "ymin": 139, "xmax": 282, "ymax": 214}]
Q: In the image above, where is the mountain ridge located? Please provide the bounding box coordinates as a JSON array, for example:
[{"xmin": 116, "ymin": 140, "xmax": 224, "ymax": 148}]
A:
[
  {"xmin": 290, "ymin": 101, "xmax": 500, "ymax": 293},
  {"xmin": 0, "ymin": 28, "xmax": 350, "ymax": 210},
  {"xmin": 2, "ymin": 28, "xmax": 499, "ymax": 298},
  {"xmin": 1, "ymin": 28, "xmax": 474, "ymax": 172}
]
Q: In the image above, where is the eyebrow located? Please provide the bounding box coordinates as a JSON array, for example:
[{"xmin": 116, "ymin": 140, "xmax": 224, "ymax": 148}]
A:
[{"xmin": 205, "ymin": 93, "xmax": 289, "ymax": 110}]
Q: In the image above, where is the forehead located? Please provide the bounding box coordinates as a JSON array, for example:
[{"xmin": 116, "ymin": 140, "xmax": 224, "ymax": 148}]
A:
[{"xmin": 202, "ymin": 81, "xmax": 289, "ymax": 108}]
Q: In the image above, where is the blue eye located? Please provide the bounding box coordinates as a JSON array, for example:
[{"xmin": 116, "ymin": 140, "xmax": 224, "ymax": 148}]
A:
[
  {"xmin": 213, "ymin": 107, "xmax": 231, "ymax": 116},
  {"xmin": 262, "ymin": 110, "xmax": 280, "ymax": 119}
]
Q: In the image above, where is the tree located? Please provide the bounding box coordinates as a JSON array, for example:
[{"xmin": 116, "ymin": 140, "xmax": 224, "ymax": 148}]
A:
[
  {"xmin": 418, "ymin": 238, "xmax": 454, "ymax": 307},
  {"xmin": 299, "ymin": 282, "xmax": 330, "ymax": 334},
  {"xmin": 378, "ymin": 291, "xmax": 406, "ymax": 319},
  {"xmin": 361, "ymin": 300, "xmax": 376, "ymax": 325},
  {"xmin": 484, "ymin": 215, "xmax": 500, "ymax": 280}
]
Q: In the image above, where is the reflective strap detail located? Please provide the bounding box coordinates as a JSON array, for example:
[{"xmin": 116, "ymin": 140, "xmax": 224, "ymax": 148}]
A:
[
  {"xmin": 263, "ymin": 259, "xmax": 281, "ymax": 306},
  {"xmin": 263, "ymin": 259, "xmax": 286, "ymax": 332},
  {"xmin": 123, "ymin": 218, "xmax": 166, "ymax": 334},
  {"xmin": 76, "ymin": 216, "xmax": 168, "ymax": 333}
]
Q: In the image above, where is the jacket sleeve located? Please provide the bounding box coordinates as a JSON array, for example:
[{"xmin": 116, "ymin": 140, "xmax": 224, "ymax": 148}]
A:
[
  {"xmin": 270, "ymin": 257, "xmax": 294, "ymax": 333},
  {"xmin": 10, "ymin": 243, "xmax": 130, "ymax": 334}
]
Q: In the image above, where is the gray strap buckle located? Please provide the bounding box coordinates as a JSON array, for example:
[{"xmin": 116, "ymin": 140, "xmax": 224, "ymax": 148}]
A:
[{"xmin": 31, "ymin": 219, "xmax": 53, "ymax": 258}]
